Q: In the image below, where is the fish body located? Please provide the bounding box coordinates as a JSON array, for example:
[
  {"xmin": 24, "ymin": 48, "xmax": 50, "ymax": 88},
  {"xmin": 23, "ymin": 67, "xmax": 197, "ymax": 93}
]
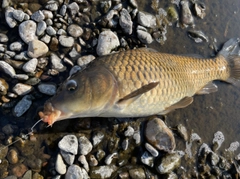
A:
[{"xmin": 39, "ymin": 38, "xmax": 240, "ymax": 126}]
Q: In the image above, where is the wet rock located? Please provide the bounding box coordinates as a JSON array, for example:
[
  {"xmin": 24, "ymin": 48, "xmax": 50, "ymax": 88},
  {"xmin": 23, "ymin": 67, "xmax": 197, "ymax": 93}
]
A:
[
  {"xmin": 67, "ymin": 24, "xmax": 83, "ymax": 38},
  {"xmin": 2, "ymin": 124, "xmax": 14, "ymax": 135},
  {"xmin": 137, "ymin": 11, "xmax": 156, "ymax": 28},
  {"xmin": 124, "ymin": 126, "xmax": 134, "ymax": 136},
  {"xmin": 12, "ymin": 9, "xmax": 25, "ymax": 22},
  {"xmin": 0, "ymin": 33, "xmax": 8, "ymax": 43},
  {"xmin": 89, "ymin": 154, "xmax": 98, "ymax": 166},
  {"xmin": 90, "ymin": 165, "xmax": 118, "ymax": 179},
  {"xmin": 22, "ymin": 58, "xmax": 38, "ymax": 73},
  {"xmin": 50, "ymin": 53, "xmax": 66, "ymax": 72},
  {"xmin": 96, "ymin": 30, "xmax": 120, "ymax": 56},
  {"xmin": 188, "ymin": 30, "xmax": 209, "ymax": 43},
  {"xmin": 177, "ymin": 124, "xmax": 188, "ymax": 141},
  {"xmin": 12, "ymin": 83, "xmax": 33, "ymax": 96},
  {"xmin": 59, "ymin": 35, "xmax": 74, "ymax": 47},
  {"xmin": 212, "ymin": 131, "xmax": 225, "ymax": 151},
  {"xmin": 133, "ymin": 131, "xmax": 141, "ymax": 144},
  {"xmin": 77, "ymin": 55, "xmax": 95, "ymax": 67},
  {"xmin": 65, "ymin": 164, "xmax": 89, "ymax": 179},
  {"xmin": 15, "ymin": 51, "xmax": 30, "ymax": 61},
  {"xmin": 145, "ymin": 117, "xmax": 175, "ymax": 152},
  {"xmin": 58, "ymin": 135, "xmax": 78, "ymax": 155},
  {"xmin": 119, "ymin": 8, "xmax": 132, "ymax": 34},
  {"xmin": 5, "ymin": 7, "xmax": 17, "ymax": 28},
  {"xmin": 227, "ymin": 141, "xmax": 239, "ymax": 152},
  {"xmin": 22, "ymin": 170, "xmax": 32, "ymax": 179},
  {"xmin": 194, "ymin": 2, "xmax": 206, "ymax": 19},
  {"xmin": 13, "ymin": 95, "xmax": 32, "ymax": 117},
  {"xmin": 129, "ymin": 168, "xmax": 146, "ymax": 179},
  {"xmin": 78, "ymin": 155, "xmax": 89, "ymax": 172},
  {"xmin": 36, "ymin": 21, "xmax": 47, "ymax": 36},
  {"xmin": 55, "ymin": 153, "xmax": 66, "ymax": 175},
  {"xmin": 46, "ymin": 26, "xmax": 57, "ymax": 36},
  {"xmin": 137, "ymin": 26, "xmax": 153, "ymax": 44},
  {"xmin": 9, "ymin": 41, "xmax": 23, "ymax": 51},
  {"xmin": 180, "ymin": 0, "xmax": 194, "ymax": 27},
  {"xmin": 141, "ymin": 151, "xmax": 154, "ymax": 167},
  {"xmin": 105, "ymin": 152, "xmax": 118, "ymax": 165},
  {"xmin": 92, "ymin": 131, "xmax": 105, "ymax": 147},
  {"xmin": 78, "ymin": 136, "xmax": 93, "ymax": 155},
  {"xmin": 7, "ymin": 148, "xmax": 19, "ymax": 164},
  {"xmin": 145, "ymin": 143, "xmax": 159, "ymax": 157},
  {"xmin": 0, "ymin": 78, "xmax": 9, "ymax": 95},
  {"xmin": 19, "ymin": 20, "xmax": 37, "ymax": 44},
  {"xmin": 156, "ymin": 152, "xmax": 182, "ymax": 174},
  {"xmin": 45, "ymin": 1, "xmax": 59, "ymax": 11},
  {"xmin": 38, "ymin": 83, "xmax": 56, "ymax": 95},
  {"xmin": 0, "ymin": 61, "xmax": 16, "ymax": 78},
  {"xmin": 31, "ymin": 10, "xmax": 45, "ymax": 22},
  {"xmin": 11, "ymin": 163, "xmax": 28, "ymax": 178}
]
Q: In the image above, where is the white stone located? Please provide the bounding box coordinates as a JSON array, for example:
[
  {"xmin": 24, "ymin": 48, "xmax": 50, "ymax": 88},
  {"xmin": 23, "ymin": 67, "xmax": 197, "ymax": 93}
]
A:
[
  {"xmin": 13, "ymin": 9, "xmax": 25, "ymax": 22},
  {"xmin": 65, "ymin": 165, "xmax": 89, "ymax": 179},
  {"xmin": 59, "ymin": 35, "xmax": 74, "ymax": 47},
  {"xmin": 96, "ymin": 31, "xmax": 120, "ymax": 56},
  {"xmin": 13, "ymin": 95, "xmax": 32, "ymax": 117},
  {"xmin": 9, "ymin": 41, "xmax": 23, "ymax": 51},
  {"xmin": 137, "ymin": 28, "xmax": 153, "ymax": 44},
  {"xmin": 141, "ymin": 151, "xmax": 154, "ymax": 167},
  {"xmin": 19, "ymin": 20, "xmax": 37, "ymax": 44},
  {"xmin": 31, "ymin": 10, "xmax": 45, "ymax": 22},
  {"xmin": 5, "ymin": 7, "xmax": 17, "ymax": 28},
  {"xmin": 0, "ymin": 33, "xmax": 8, "ymax": 43},
  {"xmin": 45, "ymin": 1, "xmax": 59, "ymax": 11},
  {"xmin": 27, "ymin": 40, "xmax": 48, "ymax": 58},
  {"xmin": 119, "ymin": 8, "xmax": 132, "ymax": 34},
  {"xmin": 58, "ymin": 135, "xmax": 78, "ymax": 155},
  {"xmin": 0, "ymin": 61, "xmax": 16, "ymax": 77},
  {"xmin": 38, "ymin": 83, "xmax": 56, "ymax": 95},
  {"xmin": 124, "ymin": 126, "xmax": 134, "ymax": 136},
  {"xmin": 60, "ymin": 150, "xmax": 75, "ymax": 165},
  {"xmin": 22, "ymin": 58, "xmax": 38, "ymax": 73},
  {"xmin": 137, "ymin": 11, "xmax": 156, "ymax": 28},
  {"xmin": 78, "ymin": 155, "xmax": 89, "ymax": 172},
  {"xmin": 55, "ymin": 154, "xmax": 67, "ymax": 175},
  {"xmin": 77, "ymin": 55, "xmax": 95, "ymax": 67},
  {"xmin": 78, "ymin": 136, "xmax": 92, "ymax": 155},
  {"xmin": 12, "ymin": 83, "xmax": 33, "ymax": 96},
  {"xmin": 37, "ymin": 21, "xmax": 47, "ymax": 36},
  {"xmin": 46, "ymin": 26, "xmax": 56, "ymax": 36},
  {"xmin": 145, "ymin": 143, "xmax": 159, "ymax": 157},
  {"xmin": 67, "ymin": 24, "xmax": 83, "ymax": 38},
  {"xmin": 50, "ymin": 53, "xmax": 66, "ymax": 72},
  {"xmin": 14, "ymin": 74, "xmax": 29, "ymax": 80}
]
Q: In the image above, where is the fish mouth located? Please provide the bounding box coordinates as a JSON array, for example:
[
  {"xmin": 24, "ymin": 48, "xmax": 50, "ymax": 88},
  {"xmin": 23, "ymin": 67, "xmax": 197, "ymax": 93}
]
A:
[{"xmin": 38, "ymin": 102, "xmax": 62, "ymax": 126}]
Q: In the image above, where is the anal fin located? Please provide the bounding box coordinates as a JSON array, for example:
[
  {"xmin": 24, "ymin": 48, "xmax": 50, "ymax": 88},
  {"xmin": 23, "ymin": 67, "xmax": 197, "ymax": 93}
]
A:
[{"xmin": 196, "ymin": 82, "xmax": 218, "ymax": 95}]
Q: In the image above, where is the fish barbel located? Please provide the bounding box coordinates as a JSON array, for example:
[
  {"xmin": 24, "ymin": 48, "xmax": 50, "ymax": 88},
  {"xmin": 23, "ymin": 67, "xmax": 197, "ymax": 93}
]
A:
[{"xmin": 39, "ymin": 38, "xmax": 240, "ymax": 126}]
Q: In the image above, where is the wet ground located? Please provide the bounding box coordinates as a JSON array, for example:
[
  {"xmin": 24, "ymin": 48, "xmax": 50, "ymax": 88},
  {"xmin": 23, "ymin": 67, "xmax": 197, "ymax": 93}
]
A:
[{"xmin": 1, "ymin": 0, "xmax": 240, "ymax": 178}]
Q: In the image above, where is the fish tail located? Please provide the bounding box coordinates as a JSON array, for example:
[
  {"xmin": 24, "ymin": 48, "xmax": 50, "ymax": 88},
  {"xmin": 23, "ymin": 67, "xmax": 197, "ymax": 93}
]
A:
[{"xmin": 219, "ymin": 38, "xmax": 240, "ymax": 85}]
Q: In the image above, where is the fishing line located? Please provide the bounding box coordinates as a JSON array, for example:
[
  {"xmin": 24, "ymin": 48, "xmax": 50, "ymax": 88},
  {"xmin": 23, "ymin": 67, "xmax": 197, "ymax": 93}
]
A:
[{"xmin": 0, "ymin": 118, "xmax": 43, "ymax": 152}]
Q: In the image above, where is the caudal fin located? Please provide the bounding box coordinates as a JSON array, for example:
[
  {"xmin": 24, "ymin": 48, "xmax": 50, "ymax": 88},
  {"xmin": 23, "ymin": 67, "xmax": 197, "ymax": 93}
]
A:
[{"xmin": 218, "ymin": 38, "xmax": 240, "ymax": 85}]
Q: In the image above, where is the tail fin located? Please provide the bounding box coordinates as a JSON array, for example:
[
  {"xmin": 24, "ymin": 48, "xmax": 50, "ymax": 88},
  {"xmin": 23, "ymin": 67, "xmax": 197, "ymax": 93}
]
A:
[{"xmin": 218, "ymin": 38, "xmax": 240, "ymax": 85}]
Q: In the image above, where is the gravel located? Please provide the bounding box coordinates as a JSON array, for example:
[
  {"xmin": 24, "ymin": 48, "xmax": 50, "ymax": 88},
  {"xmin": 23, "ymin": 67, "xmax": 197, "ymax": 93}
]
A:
[{"xmin": 19, "ymin": 20, "xmax": 37, "ymax": 44}]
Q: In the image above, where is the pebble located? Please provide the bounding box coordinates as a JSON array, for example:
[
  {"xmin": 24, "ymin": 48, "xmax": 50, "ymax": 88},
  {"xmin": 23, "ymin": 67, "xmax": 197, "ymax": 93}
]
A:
[
  {"xmin": 105, "ymin": 152, "xmax": 118, "ymax": 165},
  {"xmin": 68, "ymin": 2, "xmax": 80, "ymax": 16},
  {"xmin": 38, "ymin": 83, "xmax": 57, "ymax": 95},
  {"xmin": 133, "ymin": 131, "xmax": 141, "ymax": 144},
  {"xmin": 58, "ymin": 135, "xmax": 78, "ymax": 155},
  {"xmin": 0, "ymin": 78, "xmax": 9, "ymax": 95},
  {"xmin": 145, "ymin": 117, "xmax": 176, "ymax": 152},
  {"xmin": 37, "ymin": 21, "xmax": 47, "ymax": 36},
  {"xmin": 46, "ymin": 26, "xmax": 57, "ymax": 36},
  {"xmin": 129, "ymin": 168, "xmax": 146, "ymax": 179},
  {"xmin": 5, "ymin": 7, "xmax": 17, "ymax": 28},
  {"xmin": 60, "ymin": 5, "xmax": 67, "ymax": 16},
  {"xmin": 14, "ymin": 74, "xmax": 29, "ymax": 80},
  {"xmin": 0, "ymin": 33, "xmax": 8, "ymax": 43},
  {"xmin": 42, "ymin": 10, "xmax": 54, "ymax": 19},
  {"xmin": 77, "ymin": 55, "xmax": 95, "ymax": 67},
  {"xmin": 4, "ymin": 176, "xmax": 17, "ymax": 179},
  {"xmin": 137, "ymin": 26, "xmax": 153, "ymax": 44},
  {"xmin": 7, "ymin": 148, "xmax": 19, "ymax": 164},
  {"xmin": 78, "ymin": 136, "xmax": 93, "ymax": 155},
  {"xmin": 15, "ymin": 51, "xmax": 30, "ymax": 61},
  {"xmin": 145, "ymin": 143, "xmax": 159, "ymax": 157},
  {"xmin": 22, "ymin": 170, "xmax": 32, "ymax": 179},
  {"xmin": 177, "ymin": 124, "xmax": 188, "ymax": 141},
  {"xmin": 50, "ymin": 53, "xmax": 66, "ymax": 72},
  {"xmin": 69, "ymin": 46, "xmax": 81, "ymax": 60},
  {"xmin": 119, "ymin": 8, "xmax": 133, "ymax": 35},
  {"xmin": 19, "ymin": 20, "xmax": 37, "ymax": 44},
  {"xmin": 78, "ymin": 155, "xmax": 89, "ymax": 172},
  {"xmin": 212, "ymin": 131, "xmax": 225, "ymax": 151},
  {"xmin": 31, "ymin": 10, "xmax": 45, "ymax": 22},
  {"xmin": 141, "ymin": 151, "xmax": 154, "ymax": 167},
  {"xmin": 65, "ymin": 164, "xmax": 89, "ymax": 179},
  {"xmin": 122, "ymin": 138, "xmax": 129, "ymax": 150},
  {"xmin": 12, "ymin": 83, "xmax": 33, "ymax": 96},
  {"xmin": 67, "ymin": 24, "xmax": 83, "ymax": 38},
  {"xmin": 89, "ymin": 154, "xmax": 99, "ymax": 166},
  {"xmin": 9, "ymin": 41, "xmax": 23, "ymax": 51},
  {"xmin": 22, "ymin": 58, "xmax": 38, "ymax": 73},
  {"xmin": 90, "ymin": 165, "xmax": 117, "ymax": 179},
  {"xmin": 96, "ymin": 30, "xmax": 120, "ymax": 56},
  {"xmin": 124, "ymin": 126, "xmax": 134, "ymax": 136},
  {"xmin": 13, "ymin": 95, "xmax": 32, "ymax": 117},
  {"xmin": 45, "ymin": 1, "xmax": 59, "ymax": 11},
  {"xmin": 0, "ymin": 60, "xmax": 16, "ymax": 78},
  {"xmin": 55, "ymin": 153, "xmax": 67, "ymax": 175},
  {"xmin": 137, "ymin": 11, "xmax": 156, "ymax": 28},
  {"xmin": 92, "ymin": 131, "xmax": 105, "ymax": 147},
  {"xmin": 40, "ymin": 34, "xmax": 51, "ymax": 44},
  {"xmin": 59, "ymin": 35, "xmax": 74, "ymax": 47},
  {"xmin": 60, "ymin": 150, "xmax": 75, "ymax": 165},
  {"xmin": 11, "ymin": 163, "xmax": 28, "ymax": 178},
  {"xmin": 2, "ymin": 124, "xmax": 14, "ymax": 135},
  {"xmin": 12, "ymin": 9, "xmax": 25, "ymax": 22},
  {"xmin": 0, "ymin": 144, "xmax": 8, "ymax": 160}
]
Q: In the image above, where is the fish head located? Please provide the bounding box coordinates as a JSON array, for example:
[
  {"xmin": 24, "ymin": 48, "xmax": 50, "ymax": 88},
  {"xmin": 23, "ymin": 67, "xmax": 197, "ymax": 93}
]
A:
[{"xmin": 39, "ymin": 66, "xmax": 117, "ymax": 126}]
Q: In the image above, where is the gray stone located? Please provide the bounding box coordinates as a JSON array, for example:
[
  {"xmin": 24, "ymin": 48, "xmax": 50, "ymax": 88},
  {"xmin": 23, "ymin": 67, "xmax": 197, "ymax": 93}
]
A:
[
  {"xmin": 27, "ymin": 40, "xmax": 49, "ymax": 58},
  {"xmin": 22, "ymin": 58, "xmax": 38, "ymax": 73},
  {"xmin": 0, "ymin": 33, "xmax": 8, "ymax": 43},
  {"xmin": 65, "ymin": 165, "xmax": 89, "ymax": 179},
  {"xmin": 55, "ymin": 154, "xmax": 67, "ymax": 175},
  {"xmin": 59, "ymin": 35, "xmax": 74, "ymax": 47},
  {"xmin": 19, "ymin": 20, "xmax": 37, "ymax": 44},
  {"xmin": 50, "ymin": 53, "xmax": 66, "ymax": 72},
  {"xmin": 13, "ymin": 10, "xmax": 25, "ymax": 22},
  {"xmin": 31, "ymin": 10, "xmax": 45, "ymax": 22},
  {"xmin": 141, "ymin": 151, "xmax": 154, "ymax": 167},
  {"xmin": 14, "ymin": 51, "xmax": 30, "ymax": 61},
  {"xmin": 96, "ymin": 30, "xmax": 120, "ymax": 56},
  {"xmin": 14, "ymin": 74, "xmax": 29, "ymax": 80},
  {"xmin": 22, "ymin": 170, "xmax": 32, "ymax": 179},
  {"xmin": 90, "ymin": 165, "xmax": 117, "ymax": 179},
  {"xmin": 42, "ymin": 10, "xmax": 54, "ymax": 19},
  {"xmin": 40, "ymin": 34, "xmax": 51, "ymax": 44},
  {"xmin": 119, "ymin": 8, "xmax": 132, "ymax": 34},
  {"xmin": 5, "ymin": 7, "xmax": 17, "ymax": 28},
  {"xmin": 12, "ymin": 83, "xmax": 33, "ymax": 96},
  {"xmin": 124, "ymin": 126, "xmax": 134, "ymax": 136},
  {"xmin": 0, "ymin": 61, "xmax": 16, "ymax": 77},
  {"xmin": 67, "ymin": 24, "xmax": 83, "ymax": 38},
  {"xmin": 145, "ymin": 143, "xmax": 159, "ymax": 157},
  {"xmin": 37, "ymin": 21, "xmax": 47, "ymax": 36},
  {"xmin": 78, "ymin": 136, "xmax": 92, "ymax": 155},
  {"xmin": 77, "ymin": 55, "xmax": 95, "ymax": 67},
  {"xmin": 60, "ymin": 5, "xmax": 67, "ymax": 16},
  {"xmin": 58, "ymin": 135, "xmax": 78, "ymax": 155},
  {"xmin": 45, "ymin": 1, "xmax": 59, "ymax": 11},
  {"xmin": 68, "ymin": 2, "xmax": 79, "ymax": 16},
  {"xmin": 137, "ymin": 26, "xmax": 153, "ymax": 44},
  {"xmin": 13, "ymin": 95, "xmax": 32, "ymax": 117},
  {"xmin": 9, "ymin": 41, "xmax": 23, "ymax": 51},
  {"xmin": 60, "ymin": 150, "xmax": 75, "ymax": 165},
  {"xmin": 78, "ymin": 155, "xmax": 89, "ymax": 172},
  {"xmin": 38, "ymin": 83, "xmax": 56, "ymax": 95},
  {"xmin": 92, "ymin": 131, "xmax": 104, "ymax": 147},
  {"xmin": 137, "ymin": 11, "xmax": 156, "ymax": 28},
  {"xmin": 129, "ymin": 168, "xmax": 146, "ymax": 179},
  {"xmin": 105, "ymin": 152, "xmax": 118, "ymax": 165},
  {"xmin": 46, "ymin": 26, "xmax": 56, "ymax": 36}
]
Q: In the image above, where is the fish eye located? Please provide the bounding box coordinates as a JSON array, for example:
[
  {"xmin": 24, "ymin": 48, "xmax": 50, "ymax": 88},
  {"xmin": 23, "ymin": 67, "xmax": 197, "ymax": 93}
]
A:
[{"xmin": 66, "ymin": 80, "xmax": 77, "ymax": 92}]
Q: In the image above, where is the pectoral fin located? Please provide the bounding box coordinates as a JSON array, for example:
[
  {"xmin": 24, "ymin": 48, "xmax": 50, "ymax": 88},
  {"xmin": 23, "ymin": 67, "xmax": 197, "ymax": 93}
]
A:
[
  {"xmin": 196, "ymin": 82, "xmax": 218, "ymax": 95},
  {"xmin": 117, "ymin": 82, "xmax": 159, "ymax": 109},
  {"xmin": 160, "ymin": 96, "xmax": 193, "ymax": 114}
]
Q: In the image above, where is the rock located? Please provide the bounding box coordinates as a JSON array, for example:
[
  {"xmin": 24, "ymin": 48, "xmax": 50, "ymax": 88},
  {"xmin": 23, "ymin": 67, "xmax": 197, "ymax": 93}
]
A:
[
  {"xmin": 5, "ymin": 7, "xmax": 17, "ymax": 28},
  {"xmin": 119, "ymin": 8, "xmax": 132, "ymax": 34},
  {"xmin": 129, "ymin": 168, "xmax": 146, "ymax": 179},
  {"xmin": 133, "ymin": 131, "xmax": 141, "ymax": 144},
  {"xmin": 60, "ymin": 150, "xmax": 75, "ymax": 165},
  {"xmin": 45, "ymin": 1, "xmax": 59, "ymax": 11},
  {"xmin": 60, "ymin": 4, "xmax": 67, "ymax": 16},
  {"xmin": 78, "ymin": 155, "xmax": 89, "ymax": 172},
  {"xmin": 65, "ymin": 165, "xmax": 89, "ymax": 179},
  {"xmin": 9, "ymin": 41, "xmax": 23, "ymax": 51},
  {"xmin": 38, "ymin": 83, "xmax": 56, "ymax": 95},
  {"xmin": 78, "ymin": 136, "xmax": 92, "ymax": 155},
  {"xmin": 69, "ymin": 46, "xmax": 81, "ymax": 60},
  {"xmin": 22, "ymin": 170, "xmax": 32, "ymax": 179},
  {"xmin": 124, "ymin": 126, "xmax": 134, "ymax": 136},
  {"xmin": 90, "ymin": 165, "xmax": 118, "ymax": 179},
  {"xmin": 156, "ymin": 152, "xmax": 182, "ymax": 174},
  {"xmin": 22, "ymin": 58, "xmax": 38, "ymax": 73},
  {"xmin": 88, "ymin": 154, "xmax": 99, "ymax": 166},
  {"xmin": 58, "ymin": 135, "xmax": 78, "ymax": 155},
  {"xmin": 177, "ymin": 124, "xmax": 188, "ymax": 141},
  {"xmin": 42, "ymin": 10, "xmax": 54, "ymax": 19},
  {"xmin": 14, "ymin": 74, "xmax": 29, "ymax": 80},
  {"xmin": 0, "ymin": 78, "xmax": 9, "ymax": 95},
  {"xmin": 41, "ymin": 34, "xmax": 51, "ymax": 44},
  {"xmin": 32, "ymin": 172, "xmax": 44, "ymax": 179},
  {"xmin": 59, "ymin": 35, "xmax": 74, "ymax": 47},
  {"xmin": 31, "ymin": 10, "xmax": 45, "ymax": 22},
  {"xmin": 67, "ymin": 24, "xmax": 83, "ymax": 38},
  {"xmin": 0, "ymin": 60, "xmax": 16, "ymax": 77},
  {"xmin": 68, "ymin": 2, "xmax": 79, "ymax": 16},
  {"xmin": 13, "ymin": 95, "xmax": 32, "ymax": 117},
  {"xmin": 122, "ymin": 138, "xmax": 129, "ymax": 150},
  {"xmin": 0, "ymin": 33, "xmax": 8, "ymax": 43},
  {"xmin": 141, "ymin": 151, "xmax": 154, "ymax": 167},
  {"xmin": 145, "ymin": 143, "xmax": 159, "ymax": 157},
  {"xmin": 12, "ymin": 83, "xmax": 33, "ymax": 96},
  {"xmin": 137, "ymin": 11, "xmax": 156, "ymax": 28},
  {"xmin": 105, "ymin": 152, "xmax": 118, "ymax": 165},
  {"xmin": 46, "ymin": 26, "xmax": 57, "ymax": 36},
  {"xmin": 96, "ymin": 30, "xmax": 120, "ymax": 56},
  {"xmin": 15, "ymin": 51, "xmax": 30, "ymax": 61},
  {"xmin": 55, "ymin": 154, "xmax": 67, "ymax": 175},
  {"xmin": 50, "ymin": 53, "xmax": 66, "ymax": 72},
  {"xmin": 2, "ymin": 124, "xmax": 14, "ymax": 135},
  {"xmin": 212, "ymin": 131, "xmax": 224, "ymax": 151},
  {"xmin": 3, "ymin": 176, "xmax": 17, "ymax": 179},
  {"xmin": 92, "ymin": 131, "xmax": 104, "ymax": 147},
  {"xmin": 137, "ymin": 26, "xmax": 153, "ymax": 44},
  {"xmin": 145, "ymin": 117, "xmax": 175, "ymax": 152},
  {"xmin": 7, "ymin": 148, "xmax": 19, "ymax": 164},
  {"xmin": 37, "ymin": 21, "xmax": 47, "ymax": 36},
  {"xmin": 77, "ymin": 55, "xmax": 95, "ymax": 67},
  {"xmin": 27, "ymin": 40, "xmax": 48, "ymax": 58},
  {"xmin": 11, "ymin": 164, "xmax": 28, "ymax": 178},
  {"xmin": 19, "ymin": 20, "xmax": 37, "ymax": 44},
  {"xmin": 0, "ymin": 144, "xmax": 8, "ymax": 160},
  {"xmin": 129, "ymin": 0, "xmax": 138, "ymax": 8}
]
